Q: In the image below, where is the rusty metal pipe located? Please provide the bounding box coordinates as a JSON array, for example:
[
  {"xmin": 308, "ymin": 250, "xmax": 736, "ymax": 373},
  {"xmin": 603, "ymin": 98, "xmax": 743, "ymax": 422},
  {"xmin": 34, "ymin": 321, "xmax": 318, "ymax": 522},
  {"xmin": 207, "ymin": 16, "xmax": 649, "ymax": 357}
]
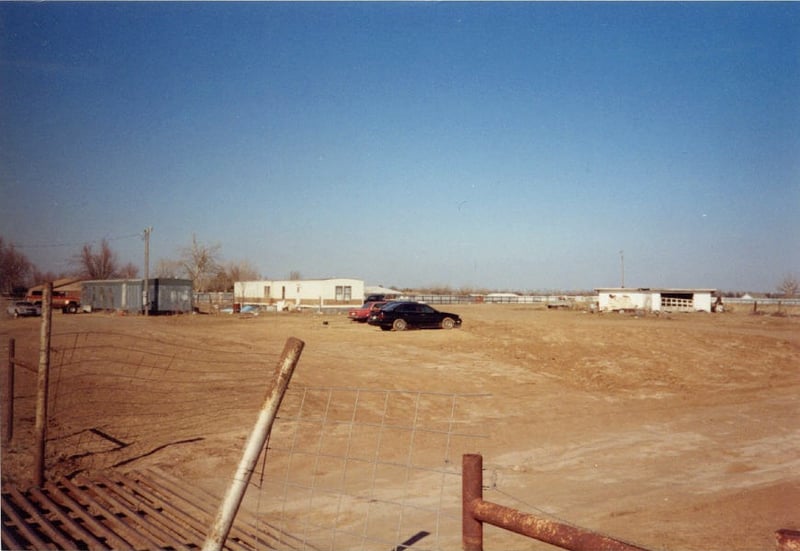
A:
[
  {"xmin": 777, "ymin": 529, "xmax": 800, "ymax": 551},
  {"xmin": 463, "ymin": 453, "xmax": 648, "ymax": 551},
  {"xmin": 463, "ymin": 453, "xmax": 483, "ymax": 551},
  {"xmin": 470, "ymin": 499, "xmax": 648, "ymax": 551}
]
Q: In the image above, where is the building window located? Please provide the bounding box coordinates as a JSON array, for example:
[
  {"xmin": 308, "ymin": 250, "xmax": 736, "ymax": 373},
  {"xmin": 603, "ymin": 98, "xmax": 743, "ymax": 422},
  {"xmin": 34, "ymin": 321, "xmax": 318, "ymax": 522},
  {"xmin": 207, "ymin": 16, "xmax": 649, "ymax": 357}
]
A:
[
  {"xmin": 335, "ymin": 285, "xmax": 352, "ymax": 301},
  {"xmin": 661, "ymin": 292, "xmax": 693, "ymax": 311}
]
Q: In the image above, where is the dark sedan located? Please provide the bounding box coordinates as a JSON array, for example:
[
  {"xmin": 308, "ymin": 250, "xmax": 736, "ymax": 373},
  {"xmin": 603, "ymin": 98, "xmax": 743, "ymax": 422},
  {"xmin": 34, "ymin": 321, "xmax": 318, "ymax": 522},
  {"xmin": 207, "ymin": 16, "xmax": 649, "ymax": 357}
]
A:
[{"xmin": 367, "ymin": 301, "xmax": 462, "ymax": 331}]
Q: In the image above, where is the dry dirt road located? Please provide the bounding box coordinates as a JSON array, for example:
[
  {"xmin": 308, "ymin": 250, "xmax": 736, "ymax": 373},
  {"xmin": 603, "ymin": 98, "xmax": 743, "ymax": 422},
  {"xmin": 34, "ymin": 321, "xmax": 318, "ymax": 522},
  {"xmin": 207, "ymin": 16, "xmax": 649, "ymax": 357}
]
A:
[{"xmin": 2, "ymin": 304, "xmax": 798, "ymax": 550}]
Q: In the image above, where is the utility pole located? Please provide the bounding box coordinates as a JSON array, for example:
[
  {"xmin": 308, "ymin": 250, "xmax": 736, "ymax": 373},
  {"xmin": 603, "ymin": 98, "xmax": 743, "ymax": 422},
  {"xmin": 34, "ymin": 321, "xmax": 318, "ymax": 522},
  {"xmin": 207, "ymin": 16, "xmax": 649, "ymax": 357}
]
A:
[
  {"xmin": 143, "ymin": 227, "xmax": 152, "ymax": 316},
  {"xmin": 620, "ymin": 250, "xmax": 625, "ymax": 288}
]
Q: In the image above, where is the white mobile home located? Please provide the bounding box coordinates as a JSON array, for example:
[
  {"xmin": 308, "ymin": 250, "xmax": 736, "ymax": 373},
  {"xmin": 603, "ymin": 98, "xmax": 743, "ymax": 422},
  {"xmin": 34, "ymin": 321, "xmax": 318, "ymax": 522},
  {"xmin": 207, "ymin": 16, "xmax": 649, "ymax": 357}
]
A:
[
  {"xmin": 595, "ymin": 288, "xmax": 716, "ymax": 313},
  {"xmin": 235, "ymin": 278, "xmax": 364, "ymax": 307}
]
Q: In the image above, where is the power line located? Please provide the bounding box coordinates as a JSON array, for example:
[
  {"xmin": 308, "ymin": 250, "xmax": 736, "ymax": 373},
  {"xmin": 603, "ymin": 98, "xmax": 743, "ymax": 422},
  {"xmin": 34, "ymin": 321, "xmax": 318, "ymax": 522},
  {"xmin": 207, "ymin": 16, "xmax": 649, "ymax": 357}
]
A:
[{"xmin": 12, "ymin": 232, "xmax": 144, "ymax": 250}]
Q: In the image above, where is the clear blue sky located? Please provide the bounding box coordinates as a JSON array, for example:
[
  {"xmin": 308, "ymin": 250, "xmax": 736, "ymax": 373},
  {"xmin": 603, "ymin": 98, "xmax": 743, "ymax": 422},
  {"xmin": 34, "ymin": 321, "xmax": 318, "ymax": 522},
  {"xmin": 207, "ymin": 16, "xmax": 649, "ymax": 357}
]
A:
[{"xmin": 2, "ymin": 2, "xmax": 798, "ymax": 292}]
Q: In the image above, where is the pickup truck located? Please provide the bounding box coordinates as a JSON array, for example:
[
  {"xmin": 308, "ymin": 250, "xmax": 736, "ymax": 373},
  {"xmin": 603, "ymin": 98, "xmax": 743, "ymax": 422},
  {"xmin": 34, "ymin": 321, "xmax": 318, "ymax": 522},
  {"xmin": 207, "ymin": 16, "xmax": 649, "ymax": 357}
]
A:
[{"xmin": 26, "ymin": 289, "xmax": 81, "ymax": 314}]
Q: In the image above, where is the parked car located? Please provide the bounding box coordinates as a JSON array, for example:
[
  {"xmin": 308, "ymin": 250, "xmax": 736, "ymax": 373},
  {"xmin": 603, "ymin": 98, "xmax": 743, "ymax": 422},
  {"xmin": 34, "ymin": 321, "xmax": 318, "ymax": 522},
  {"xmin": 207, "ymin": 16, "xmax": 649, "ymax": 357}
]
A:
[
  {"xmin": 7, "ymin": 301, "xmax": 41, "ymax": 318},
  {"xmin": 367, "ymin": 301, "xmax": 462, "ymax": 331},
  {"xmin": 348, "ymin": 301, "xmax": 386, "ymax": 322}
]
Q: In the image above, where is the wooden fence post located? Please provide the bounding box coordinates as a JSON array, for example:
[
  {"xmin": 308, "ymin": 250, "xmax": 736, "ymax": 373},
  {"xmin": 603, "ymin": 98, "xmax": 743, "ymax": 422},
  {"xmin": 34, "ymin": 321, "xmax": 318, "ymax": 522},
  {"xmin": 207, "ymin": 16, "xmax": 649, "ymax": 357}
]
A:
[
  {"xmin": 34, "ymin": 282, "xmax": 53, "ymax": 487},
  {"xmin": 5, "ymin": 338, "xmax": 14, "ymax": 444}
]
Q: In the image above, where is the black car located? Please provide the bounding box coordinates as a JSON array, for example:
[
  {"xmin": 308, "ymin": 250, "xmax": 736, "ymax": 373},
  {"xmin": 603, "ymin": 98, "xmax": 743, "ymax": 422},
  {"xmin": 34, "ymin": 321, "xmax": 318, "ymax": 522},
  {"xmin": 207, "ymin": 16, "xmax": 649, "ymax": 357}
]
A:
[{"xmin": 367, "ymin": 301, "xmax": 462, "ymax": 331}]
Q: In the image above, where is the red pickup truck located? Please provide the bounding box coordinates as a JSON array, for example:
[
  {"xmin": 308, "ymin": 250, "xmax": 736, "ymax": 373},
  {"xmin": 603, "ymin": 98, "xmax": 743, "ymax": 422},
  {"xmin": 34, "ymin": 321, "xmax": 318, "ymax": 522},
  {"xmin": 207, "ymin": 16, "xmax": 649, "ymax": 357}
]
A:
[{"xmin": 26, "ymin": 289, "xmax": 81, "ymax": 314}]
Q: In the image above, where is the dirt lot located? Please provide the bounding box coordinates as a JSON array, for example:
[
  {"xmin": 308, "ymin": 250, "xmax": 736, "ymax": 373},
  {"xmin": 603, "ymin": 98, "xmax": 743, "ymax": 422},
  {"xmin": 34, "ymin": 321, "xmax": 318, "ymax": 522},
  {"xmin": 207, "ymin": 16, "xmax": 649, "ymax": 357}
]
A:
[{"xmin": 2, "ymin": 303, "xmax": 799, "ymax": 550}]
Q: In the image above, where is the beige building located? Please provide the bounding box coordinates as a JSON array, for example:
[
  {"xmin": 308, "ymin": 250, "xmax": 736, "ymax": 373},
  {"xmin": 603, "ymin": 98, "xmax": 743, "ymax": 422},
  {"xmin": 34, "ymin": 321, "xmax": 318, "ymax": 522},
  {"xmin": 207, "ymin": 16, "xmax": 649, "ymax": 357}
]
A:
[{"xmin": 235, "ymin": 278, "xmax": 364, "ymax": 306}]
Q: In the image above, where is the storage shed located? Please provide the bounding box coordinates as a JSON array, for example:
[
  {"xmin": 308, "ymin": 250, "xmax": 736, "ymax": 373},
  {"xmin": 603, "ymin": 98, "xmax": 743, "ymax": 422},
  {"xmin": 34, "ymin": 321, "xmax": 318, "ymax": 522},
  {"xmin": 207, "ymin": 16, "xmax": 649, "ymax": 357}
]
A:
[
  {"xmin": 82, "ymin": 278, "xmax": 193, "ymax": 314},
  {"xmin": 235, "ymin": 278, "xmax": 364, "ymax": 307},
  {"xmin": 595, "ymin": 288, "xmax": 716, "ymax": 313}
]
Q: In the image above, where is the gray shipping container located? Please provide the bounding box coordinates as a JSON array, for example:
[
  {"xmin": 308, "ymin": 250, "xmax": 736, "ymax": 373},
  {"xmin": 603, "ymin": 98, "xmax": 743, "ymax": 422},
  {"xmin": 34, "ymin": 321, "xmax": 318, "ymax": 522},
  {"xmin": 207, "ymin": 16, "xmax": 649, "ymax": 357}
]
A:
[{"xmin": 82, "ymin": 278, "xmax": 193, "ymax": 314}]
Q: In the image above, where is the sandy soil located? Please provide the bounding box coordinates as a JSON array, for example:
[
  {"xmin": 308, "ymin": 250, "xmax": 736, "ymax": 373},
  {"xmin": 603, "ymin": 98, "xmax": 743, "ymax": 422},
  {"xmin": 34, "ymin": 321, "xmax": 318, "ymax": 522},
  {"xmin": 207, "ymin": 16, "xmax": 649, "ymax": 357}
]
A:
[{"xmin": 1, "ymin": 303, "xmax": 798, "ymax": 550}]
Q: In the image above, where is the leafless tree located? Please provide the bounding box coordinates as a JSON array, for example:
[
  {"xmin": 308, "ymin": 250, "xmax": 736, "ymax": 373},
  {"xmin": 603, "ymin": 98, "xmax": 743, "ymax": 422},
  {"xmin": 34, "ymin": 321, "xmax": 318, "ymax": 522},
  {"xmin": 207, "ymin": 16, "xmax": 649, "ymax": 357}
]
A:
[
  {"xmin": 228, "ymin": 260, "xmax": 260, "ymax": 282},
  {"xmin": 205, "ymin": 260, "xmax": 260, "ymax": 292},
  {"xmin": 778, "ymin": 274, "xmax": 799, "ymax": 297},
  {"xmin": 289, "ymin": 270, "xmax": 302, "ymax": 281},
  {"xmin": 154, "ymin": 258, "xmax": 181, "ymax": 278},
  {"xmin": 0, "ymin": 236, "xmax": 33, "ymax": 294},
  {"xmin": 118, "ymin": 262, "xmax": 140, "ymax": 279},
  {"xmin": 179, "ymin": 234, "xmax": 221, "ymax": 292},
  {"xmin": 32, "ymin": 268, "xmax": 62, "ymax": 286},
  {"xmin": 74, "ymin": 238, "xmax": 119, "ymax": 279},
  {"xmin": 225, "ymin": 260, "xmax": 260, "ymax": 286}
]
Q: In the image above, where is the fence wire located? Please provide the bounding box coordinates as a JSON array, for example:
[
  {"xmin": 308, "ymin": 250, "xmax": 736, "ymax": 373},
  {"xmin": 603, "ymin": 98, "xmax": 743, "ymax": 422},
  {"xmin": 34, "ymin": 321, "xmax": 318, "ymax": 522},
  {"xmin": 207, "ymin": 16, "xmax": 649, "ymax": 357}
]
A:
[
  {"xmin": 7, "ymin": 332, "xmax": 490, "ymax": 550},
  {"xmin": 23, "ymin": 330, "xmax": 282, "ymax": 478},
  {"xmin": 252, "ymin": 387, "xmax": 490, "ymax": 551}
]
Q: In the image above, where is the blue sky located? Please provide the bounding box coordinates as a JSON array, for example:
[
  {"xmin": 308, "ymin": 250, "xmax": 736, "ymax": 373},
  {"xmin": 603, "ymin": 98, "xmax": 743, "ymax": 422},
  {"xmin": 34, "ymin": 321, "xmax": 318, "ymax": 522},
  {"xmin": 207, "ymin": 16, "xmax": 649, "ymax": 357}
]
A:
[{"xmin": 1, "ymin": 2, "xmax": 798, "ymax": 292}]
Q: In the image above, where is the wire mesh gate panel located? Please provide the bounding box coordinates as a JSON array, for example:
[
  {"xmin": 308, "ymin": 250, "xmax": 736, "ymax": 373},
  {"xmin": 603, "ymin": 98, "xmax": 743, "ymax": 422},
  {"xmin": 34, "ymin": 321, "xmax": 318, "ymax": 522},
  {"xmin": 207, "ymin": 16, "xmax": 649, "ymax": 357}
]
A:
[
  {"xmin": 250, "ymin": 387, "xmax": 490, "ymax": 551},
  {"xmin": 4, "ymin": 331, "xmax": 490, "ymax": 550},
  {"xmin": 8, "ymin": 330, "xmax": 286, "ymax": 480}
]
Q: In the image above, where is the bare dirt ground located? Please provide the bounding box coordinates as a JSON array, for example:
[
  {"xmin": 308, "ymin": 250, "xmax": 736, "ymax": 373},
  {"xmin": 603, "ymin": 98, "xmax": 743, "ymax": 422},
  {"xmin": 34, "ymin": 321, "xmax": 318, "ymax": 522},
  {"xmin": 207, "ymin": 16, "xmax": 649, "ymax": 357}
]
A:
[{"xmin": 2, "ymin": 303, "xmax": 799, "ymax": 550}]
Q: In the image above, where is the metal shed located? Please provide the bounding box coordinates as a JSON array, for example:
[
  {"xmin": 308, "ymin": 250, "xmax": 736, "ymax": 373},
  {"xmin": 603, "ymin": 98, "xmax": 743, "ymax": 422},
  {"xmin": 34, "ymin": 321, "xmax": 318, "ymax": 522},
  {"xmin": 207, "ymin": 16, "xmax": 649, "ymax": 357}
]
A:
[{"xmin": 82, "ymin": 278, "xmax": 193, "ymax": 314}]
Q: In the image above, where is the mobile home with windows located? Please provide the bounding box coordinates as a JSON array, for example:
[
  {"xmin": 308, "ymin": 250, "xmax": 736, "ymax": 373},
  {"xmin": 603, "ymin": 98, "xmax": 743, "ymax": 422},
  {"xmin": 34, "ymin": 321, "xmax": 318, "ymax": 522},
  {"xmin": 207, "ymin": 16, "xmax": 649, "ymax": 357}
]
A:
[{"xmin": 234, "ymin": 278, "xmax": 364, "ymax": 307}]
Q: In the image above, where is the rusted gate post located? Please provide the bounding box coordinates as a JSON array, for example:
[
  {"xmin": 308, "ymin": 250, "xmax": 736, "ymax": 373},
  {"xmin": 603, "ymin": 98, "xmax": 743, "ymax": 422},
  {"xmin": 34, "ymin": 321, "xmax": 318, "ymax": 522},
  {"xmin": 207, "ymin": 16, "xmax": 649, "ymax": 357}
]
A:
[
  {"xmin": 463, "ymin": 453, "xmax": 649, "ymax": 551},
  {"xmin": 5, "ymin": 338, "xmax": 15, "ymax": 444},
  {"xmin": 203, "ymin": 337, "xmax": 305, "ymax": 551},
  {"xmin": 463, "ymin": 453, "xmax": 484, "ymax": 551},
  {"xmin": 777, "ymin": 529, "xmax": 800, "ymax": 551},
  {"xmin": 34, "ymin": 282, "xmax": 53, "ymax": 487}
]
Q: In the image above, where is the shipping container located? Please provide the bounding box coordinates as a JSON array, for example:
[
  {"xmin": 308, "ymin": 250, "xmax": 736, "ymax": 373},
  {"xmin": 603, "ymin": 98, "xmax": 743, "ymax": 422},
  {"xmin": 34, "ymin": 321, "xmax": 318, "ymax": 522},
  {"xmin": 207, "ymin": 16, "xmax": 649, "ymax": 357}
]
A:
[{"xmin": 82, "ymin": 278, "xmax": 193, "ymax": 314}]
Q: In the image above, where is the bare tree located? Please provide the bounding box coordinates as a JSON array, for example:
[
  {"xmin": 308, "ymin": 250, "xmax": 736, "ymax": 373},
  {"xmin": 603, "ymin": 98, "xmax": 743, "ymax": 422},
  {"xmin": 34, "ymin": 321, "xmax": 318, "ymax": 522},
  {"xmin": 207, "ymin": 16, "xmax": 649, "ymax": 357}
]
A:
[
  {"xmin": 118, "ymin": 262, "xmax": 140, "ymax": 279},
  {"xmin": 154, "ymin": 258, "xmax": 181, "ymax": 278},
  {"xmin": 31, "ymin": 268, "xmax": 63, "ymax": 286},
  {"xmin": 208, "ymin": 260, "xmax": 261, "ymax": 292},
  {"xmin": 289, "ymin": 270, "xmax": 302, "ymax": 281},
  {"xmin": 180, "ymin": 234, "xmax": 221, "ymax": 292},
  {"xmin": 0, "ymin": 236, "xmax": 34, "ymax": 294},
  {"xmin": 778, "ymin": 274, "xmax": 799, "ymax": 297},
  {"xmin": 226, "ymin": 259, "xmax": 260, "ymax": 283},
  {"xmin": 74, "ymin": 238, "xmax": 119, "ymax": 279}
]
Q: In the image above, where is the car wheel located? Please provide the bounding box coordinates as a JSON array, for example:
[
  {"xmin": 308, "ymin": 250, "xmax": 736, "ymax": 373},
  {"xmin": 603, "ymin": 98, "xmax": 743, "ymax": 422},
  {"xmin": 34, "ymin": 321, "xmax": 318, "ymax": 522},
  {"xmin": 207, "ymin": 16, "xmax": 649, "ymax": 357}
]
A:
[
  {"xmin": 392, "ymin": 318, "xmax": 407, "ymax": 331},
  {"xmin": 66, "ymin": 304, "xmax": 78, "ymax": 314},
  {"xmin": 441, "ymin": 317, "xmax": 455, "ymax": 329}
]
